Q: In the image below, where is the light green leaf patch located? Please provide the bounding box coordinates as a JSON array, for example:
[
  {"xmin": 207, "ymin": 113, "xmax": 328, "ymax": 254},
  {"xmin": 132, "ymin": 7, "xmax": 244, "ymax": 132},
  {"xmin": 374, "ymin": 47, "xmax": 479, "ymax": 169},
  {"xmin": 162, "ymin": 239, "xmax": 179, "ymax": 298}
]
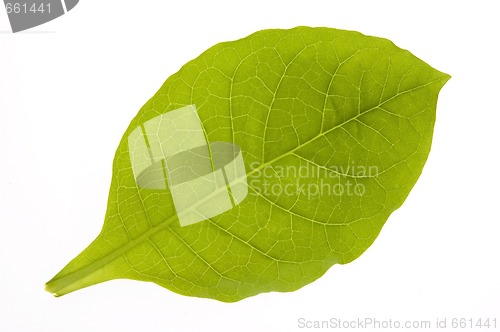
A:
[{"xmin": 46, "ymin": 27, "xmax": 450, "ymax": 302}]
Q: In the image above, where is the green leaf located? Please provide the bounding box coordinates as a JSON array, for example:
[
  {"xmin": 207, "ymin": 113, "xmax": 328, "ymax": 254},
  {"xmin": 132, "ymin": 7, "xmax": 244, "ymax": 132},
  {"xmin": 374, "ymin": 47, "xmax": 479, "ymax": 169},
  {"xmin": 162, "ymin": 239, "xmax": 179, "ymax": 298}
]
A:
[{"xmin": 45, "ymin": 26, "xmax": 450, "ymax": 302}]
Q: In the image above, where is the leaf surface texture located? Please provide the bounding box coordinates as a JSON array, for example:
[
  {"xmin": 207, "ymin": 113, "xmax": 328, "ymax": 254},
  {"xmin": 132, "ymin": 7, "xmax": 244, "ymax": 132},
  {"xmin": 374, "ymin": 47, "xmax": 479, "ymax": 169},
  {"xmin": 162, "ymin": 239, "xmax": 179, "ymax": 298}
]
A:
[{"xmin": 46, "ymin": 27, "xmax": 450, "ymax": 302}]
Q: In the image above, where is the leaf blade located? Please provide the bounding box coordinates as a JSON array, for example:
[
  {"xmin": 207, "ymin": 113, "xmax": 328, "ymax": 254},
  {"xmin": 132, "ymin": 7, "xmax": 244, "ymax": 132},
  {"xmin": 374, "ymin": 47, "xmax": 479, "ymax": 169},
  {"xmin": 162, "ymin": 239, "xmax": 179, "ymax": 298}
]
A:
[{"xmin": 46, "ymin": 27, "xmax": 450, "ymax": 302}]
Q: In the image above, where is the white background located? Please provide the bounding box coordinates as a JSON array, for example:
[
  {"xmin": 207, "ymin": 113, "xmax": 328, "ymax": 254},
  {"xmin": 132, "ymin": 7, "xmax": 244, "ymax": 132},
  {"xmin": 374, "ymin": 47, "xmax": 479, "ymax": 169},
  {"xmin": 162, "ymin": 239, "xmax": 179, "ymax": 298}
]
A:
[{"xmin": 1, "ymin": 1, "xmax": 499, "ymax": 331}]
